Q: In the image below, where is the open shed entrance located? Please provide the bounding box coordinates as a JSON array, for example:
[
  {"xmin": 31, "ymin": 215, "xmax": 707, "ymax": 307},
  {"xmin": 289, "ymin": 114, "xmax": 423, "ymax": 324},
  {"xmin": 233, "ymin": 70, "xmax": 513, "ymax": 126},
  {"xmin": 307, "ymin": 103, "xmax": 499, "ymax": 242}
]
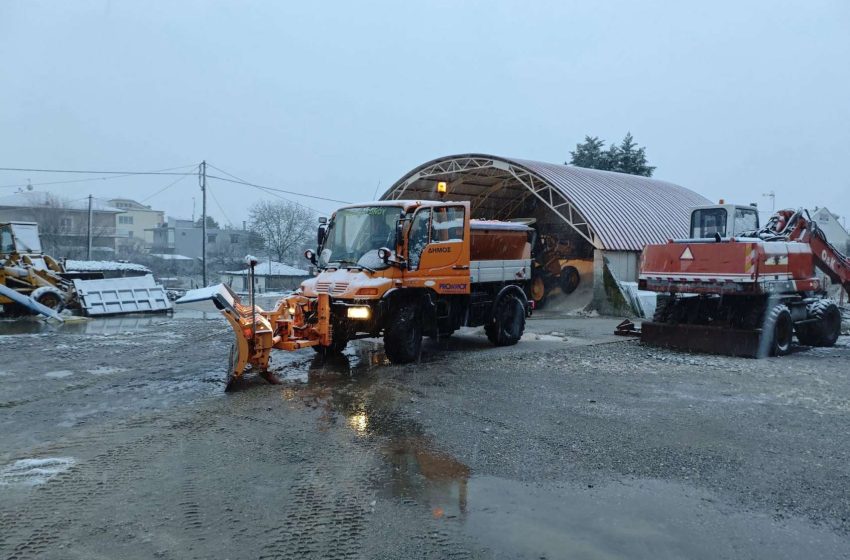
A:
[{"xmin": 382, "ymin": 156, "xmax": 597, "ymax": 311}]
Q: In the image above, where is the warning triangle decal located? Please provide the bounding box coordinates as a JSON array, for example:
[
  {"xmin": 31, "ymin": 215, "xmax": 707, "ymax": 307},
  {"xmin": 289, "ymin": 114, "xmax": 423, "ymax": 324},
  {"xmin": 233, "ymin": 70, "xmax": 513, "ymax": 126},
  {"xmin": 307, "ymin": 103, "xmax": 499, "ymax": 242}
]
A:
[{"xmin": 680, "ymin": 247, "xmax": 694, "ymax": 260}]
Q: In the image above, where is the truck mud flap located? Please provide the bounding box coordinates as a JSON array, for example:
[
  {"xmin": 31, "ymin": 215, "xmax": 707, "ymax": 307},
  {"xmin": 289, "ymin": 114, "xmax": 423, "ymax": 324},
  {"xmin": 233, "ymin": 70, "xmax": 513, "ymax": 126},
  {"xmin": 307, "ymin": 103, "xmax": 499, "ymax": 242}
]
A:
[
  {"xmin": 641, "ymin": 321, "xmax": 762, "ymax": 358},
  {"xmin": 73, "ymin": 275, "xmax": 172, "ymax": 316}
]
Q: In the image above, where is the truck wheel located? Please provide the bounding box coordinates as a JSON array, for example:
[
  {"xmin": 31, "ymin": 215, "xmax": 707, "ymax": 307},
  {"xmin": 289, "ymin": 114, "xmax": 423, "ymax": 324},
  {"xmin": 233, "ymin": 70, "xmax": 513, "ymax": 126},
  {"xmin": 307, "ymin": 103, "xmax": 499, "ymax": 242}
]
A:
[
  {"xmin": 559, "ymin": 266, "xmax": 580, "ymax": 295},
  {"xmin": 30, "ymin": 286, "xmax": 64, "ymax": 312},
  {"xmin": 798, "ymin": 299, "xmax": 841, "ymax": 347},
  {"xmin": 485, "ymin": 294, "xmax": 526, "ymax": 346},
  {"xmin": 530, "ymin": 273, "xmax": 547, "ymax": 309},
  {"xmin": 763, "ymin": 304, "xmax": 793, "ymax": 356},
  {"xmin": 384, "ymin": 301, "xmax": 422, "ymax": 364}
]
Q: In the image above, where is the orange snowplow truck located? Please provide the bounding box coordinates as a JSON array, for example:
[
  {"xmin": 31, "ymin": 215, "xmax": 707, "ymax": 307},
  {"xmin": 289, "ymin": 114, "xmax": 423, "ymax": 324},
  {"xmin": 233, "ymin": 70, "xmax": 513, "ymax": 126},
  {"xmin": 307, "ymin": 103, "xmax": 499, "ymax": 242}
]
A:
[
  {"xmin": 179, "ymin": 200, "xmax": 534, "ymax": 389},
  {"xmin": 639, "ymin": 204, "xmax": 850, "ymax": 357}
]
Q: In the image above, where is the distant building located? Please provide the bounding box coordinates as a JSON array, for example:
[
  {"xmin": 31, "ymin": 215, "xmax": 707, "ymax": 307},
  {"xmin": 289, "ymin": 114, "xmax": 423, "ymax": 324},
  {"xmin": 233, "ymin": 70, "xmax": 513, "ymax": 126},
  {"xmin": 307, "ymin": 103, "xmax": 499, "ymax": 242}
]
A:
[
  {"xmin": 221, "ymin": 261, "xmax": 311, "ymax": 293},
  {"xmin": 108, "ymin": 198, "xmax": 165, "ymax": 253},
  {"xmin": 0, "ymin": 190, "xmax": 124, "ymax": 258},
  {"xmin": 811, "ymin": 207, "xmax": 850, "ymax": 256},
  {"xmin": 148, "ymin": 217, "xmax": 261, "ymax": 266}
]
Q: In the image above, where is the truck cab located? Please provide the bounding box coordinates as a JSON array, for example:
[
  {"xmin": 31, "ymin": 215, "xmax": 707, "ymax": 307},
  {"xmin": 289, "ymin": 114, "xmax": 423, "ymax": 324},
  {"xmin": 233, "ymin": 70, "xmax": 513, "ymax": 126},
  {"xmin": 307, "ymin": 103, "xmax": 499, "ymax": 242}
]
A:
[{"xmin": 688, "ymin": 204, "xmax": 759, "ymax": 239}]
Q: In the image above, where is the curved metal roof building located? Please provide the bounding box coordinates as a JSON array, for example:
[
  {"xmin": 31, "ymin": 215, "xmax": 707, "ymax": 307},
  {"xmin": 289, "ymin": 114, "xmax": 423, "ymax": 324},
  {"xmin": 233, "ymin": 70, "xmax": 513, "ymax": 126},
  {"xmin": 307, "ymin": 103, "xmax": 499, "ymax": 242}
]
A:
[{"xmin": 381, "ymin": 154, "xmax": 710, "ymax": 252}]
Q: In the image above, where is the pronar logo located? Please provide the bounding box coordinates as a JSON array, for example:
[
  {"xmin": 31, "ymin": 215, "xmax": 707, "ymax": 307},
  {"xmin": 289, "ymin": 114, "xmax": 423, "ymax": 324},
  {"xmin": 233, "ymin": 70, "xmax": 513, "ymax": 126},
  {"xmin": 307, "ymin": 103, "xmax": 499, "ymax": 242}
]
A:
[
  {"xmin": 440, "ymin": 283, "xmax": 467, "ymax": 291},
  {"xmin": 427, "ymin": 246, "xmax": 452, "ymax": 254}
]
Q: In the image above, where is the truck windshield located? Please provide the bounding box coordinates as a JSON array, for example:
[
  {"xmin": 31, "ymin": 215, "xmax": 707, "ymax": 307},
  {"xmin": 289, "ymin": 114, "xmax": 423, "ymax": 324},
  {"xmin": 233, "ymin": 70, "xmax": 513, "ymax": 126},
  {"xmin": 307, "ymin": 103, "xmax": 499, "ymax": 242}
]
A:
[{"xmin": 319, "ymin": 206, "xmax": 402, "ymax": 270}]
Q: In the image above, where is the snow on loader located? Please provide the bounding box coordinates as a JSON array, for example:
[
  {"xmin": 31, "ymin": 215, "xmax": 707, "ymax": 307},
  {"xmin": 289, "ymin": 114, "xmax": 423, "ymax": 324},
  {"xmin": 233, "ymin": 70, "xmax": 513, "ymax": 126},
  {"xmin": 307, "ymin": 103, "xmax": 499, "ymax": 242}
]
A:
[
  {"xmin": 1, "ymin": 221, "xmax": 172, "ymax": 318},
  {"xmin": 638, "ymin": 204, "xmax": 850, "ymax": 357},
  {"xmin": 178, "ymin": 198, "xmax": 535, "ymax": 390}
]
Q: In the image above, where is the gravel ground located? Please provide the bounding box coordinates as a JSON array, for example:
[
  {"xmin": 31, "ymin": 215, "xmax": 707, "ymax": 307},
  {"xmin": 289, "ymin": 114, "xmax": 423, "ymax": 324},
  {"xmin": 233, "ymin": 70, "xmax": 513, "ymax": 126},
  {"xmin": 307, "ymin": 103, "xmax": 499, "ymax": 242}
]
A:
[{"xmin": 1, "ymin": 310, "xmax": 849, "ymax": 559}]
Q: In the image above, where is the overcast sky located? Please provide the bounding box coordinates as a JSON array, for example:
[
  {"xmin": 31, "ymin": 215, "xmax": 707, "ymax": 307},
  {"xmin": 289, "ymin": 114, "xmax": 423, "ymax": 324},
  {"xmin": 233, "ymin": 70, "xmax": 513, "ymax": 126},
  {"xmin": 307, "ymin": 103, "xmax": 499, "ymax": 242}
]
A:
[{"xmin": 2, "ymin": 0, "xmax": 848, "ymax": 227}]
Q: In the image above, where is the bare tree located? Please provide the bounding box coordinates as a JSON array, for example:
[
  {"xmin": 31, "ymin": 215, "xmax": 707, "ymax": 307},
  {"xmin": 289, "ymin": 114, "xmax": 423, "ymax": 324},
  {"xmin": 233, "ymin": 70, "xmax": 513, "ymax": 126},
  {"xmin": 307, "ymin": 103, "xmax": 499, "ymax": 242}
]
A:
[
  {"xmin": 21, "ymin": 192, "xmax": 113, "ymax": 259},
  {"xmin": 248, "ymin": 200, "xmax": 316, "ymax": 265}
]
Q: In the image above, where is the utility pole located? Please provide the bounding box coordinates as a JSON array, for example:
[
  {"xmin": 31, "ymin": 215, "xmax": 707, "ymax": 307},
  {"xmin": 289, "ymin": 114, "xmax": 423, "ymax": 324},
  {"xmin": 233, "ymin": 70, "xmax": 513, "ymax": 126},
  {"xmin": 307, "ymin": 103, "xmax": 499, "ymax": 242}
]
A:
[
  {"xmin": 200, "ymin": 160, "xmax": 207, "ymax": 286},
  {"xmin": 86, "ymin": 194, "xmax": 93, "ymax": 260}
]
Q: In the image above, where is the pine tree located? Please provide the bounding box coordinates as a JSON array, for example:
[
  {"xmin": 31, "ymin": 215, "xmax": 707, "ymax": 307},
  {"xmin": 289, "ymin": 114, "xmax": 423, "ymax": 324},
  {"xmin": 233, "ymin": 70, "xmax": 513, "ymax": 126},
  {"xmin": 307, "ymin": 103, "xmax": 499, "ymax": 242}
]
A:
[{"xmin": 568, "ymin": 132, "xmax": 655, "ymax": 177}]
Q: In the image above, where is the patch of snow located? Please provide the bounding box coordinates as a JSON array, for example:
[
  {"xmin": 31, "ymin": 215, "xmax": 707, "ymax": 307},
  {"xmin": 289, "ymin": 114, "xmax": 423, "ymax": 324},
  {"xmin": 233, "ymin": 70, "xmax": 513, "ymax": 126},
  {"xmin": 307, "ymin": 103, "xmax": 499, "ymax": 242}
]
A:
[
  {"xmin": 88, "ymin": 366, "xmax": 125, "ymax": 375},
  {"xmin": 65, "ymin": 260, "xmax": 151, "ymax": 273},
  {"xmin": 44, "ymin": 370, "xmax": 74, "ymax": 378},
  {"xmin": 0, "ymin": 457, "xmax": 75, "ymax": 486}
]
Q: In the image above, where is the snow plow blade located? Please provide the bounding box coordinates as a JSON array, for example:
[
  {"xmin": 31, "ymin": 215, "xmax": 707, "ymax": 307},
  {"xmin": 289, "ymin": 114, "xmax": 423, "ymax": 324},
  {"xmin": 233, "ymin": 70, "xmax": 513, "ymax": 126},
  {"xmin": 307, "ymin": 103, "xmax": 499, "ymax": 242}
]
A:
[
  {"xmin": 640, "ymin": 321, "xmax": 763, "ymax": 358},
  {"xmin": 72, "ymin": 275, "xmax": 172, "ymax": 316},
  {"xmin": 0, "ymin": 283, "xmax": 64, "ymax": 321}
]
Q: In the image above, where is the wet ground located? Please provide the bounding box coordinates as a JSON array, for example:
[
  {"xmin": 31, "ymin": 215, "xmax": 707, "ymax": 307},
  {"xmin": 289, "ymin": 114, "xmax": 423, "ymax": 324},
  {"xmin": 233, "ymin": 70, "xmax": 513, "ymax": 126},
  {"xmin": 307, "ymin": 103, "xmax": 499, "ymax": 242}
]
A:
[{"xmin": 1, "ymin": 308, "xmax": 850, "ymax": 559}]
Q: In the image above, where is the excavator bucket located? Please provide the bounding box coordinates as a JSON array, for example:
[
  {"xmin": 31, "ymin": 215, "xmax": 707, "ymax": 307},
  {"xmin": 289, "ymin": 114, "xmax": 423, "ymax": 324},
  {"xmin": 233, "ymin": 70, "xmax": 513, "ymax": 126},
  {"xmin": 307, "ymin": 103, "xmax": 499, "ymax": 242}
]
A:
[
  {"xmin": 641, "ymin": 322, "xmax": 763, "ymax": 358},
  {"xmin": 72, "ymin": 275, "xmax": 172, "ymax": 316}
]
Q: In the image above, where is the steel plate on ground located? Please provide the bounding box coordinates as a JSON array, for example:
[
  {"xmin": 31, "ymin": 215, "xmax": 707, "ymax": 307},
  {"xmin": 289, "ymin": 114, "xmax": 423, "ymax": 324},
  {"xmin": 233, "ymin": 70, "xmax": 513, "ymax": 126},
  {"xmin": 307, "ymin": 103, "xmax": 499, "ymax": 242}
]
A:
[
  {"xmin": 73, "ymin": 274, "xmax": 172, "ymax": 316},
  {"xmin": 641, "ymin": 321, "xmax": 763, "ymax": 358}
]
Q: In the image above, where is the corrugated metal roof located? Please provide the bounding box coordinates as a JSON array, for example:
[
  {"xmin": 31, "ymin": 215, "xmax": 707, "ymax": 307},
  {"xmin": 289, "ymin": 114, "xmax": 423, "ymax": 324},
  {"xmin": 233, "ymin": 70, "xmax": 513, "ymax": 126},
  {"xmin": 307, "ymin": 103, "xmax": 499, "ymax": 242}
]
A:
[{"xmin": 383, "ymin": 154, "xmax": 711, "ymax": 252}]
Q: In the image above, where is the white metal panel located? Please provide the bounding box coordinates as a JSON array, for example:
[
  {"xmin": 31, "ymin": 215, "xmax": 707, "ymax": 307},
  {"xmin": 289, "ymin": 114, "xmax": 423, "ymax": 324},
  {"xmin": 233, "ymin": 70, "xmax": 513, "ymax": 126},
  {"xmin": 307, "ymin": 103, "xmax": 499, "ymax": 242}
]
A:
[
  {"xmin": 73, "ymin": 274, "xmax": 173, "ymax": 316},
  {"xmin": 470, "ymin": 259, "xmax": 531, "ymax": 284}
]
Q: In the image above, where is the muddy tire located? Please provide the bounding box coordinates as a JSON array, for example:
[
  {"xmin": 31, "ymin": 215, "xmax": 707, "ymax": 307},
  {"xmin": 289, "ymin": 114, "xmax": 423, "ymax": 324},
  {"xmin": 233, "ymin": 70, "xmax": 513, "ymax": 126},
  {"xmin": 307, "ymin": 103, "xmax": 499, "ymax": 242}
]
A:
[
  {"xmin": 384, "ymin": 301, "xmax": 422, "ymax": 364},
  {"xmin": 485, "ymin": 294, "xmax": 526, "ymax": 346},
  {"xmin": 796, "ymin": 299, "xmax": 841, "ymax": 347},
  {"xmin": 530, "ymin": 272, "xmax": 547, "ymax": 310},
  {"xmin": 763, "ymin": 304, "xmax": 793, "ymax": 356},
  {"xmin": 559, "ymin": 266, "xmax": 580, "ymax": 295},
  {"xmin": 653, "ymin": 295, "xmax": 673, "ymax": 323},
  {"xmin": 30, "ymin": 286, "xmax": 64, "ymax": 312}
]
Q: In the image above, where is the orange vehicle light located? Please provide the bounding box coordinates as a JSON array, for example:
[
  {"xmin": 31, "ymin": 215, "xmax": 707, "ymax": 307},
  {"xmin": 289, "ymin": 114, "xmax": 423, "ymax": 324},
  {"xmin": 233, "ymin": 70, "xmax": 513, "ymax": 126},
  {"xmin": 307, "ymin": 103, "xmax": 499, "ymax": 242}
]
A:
[{"xmin": 356, "ymin": 288, "xmax": 378, "ymax": 295}]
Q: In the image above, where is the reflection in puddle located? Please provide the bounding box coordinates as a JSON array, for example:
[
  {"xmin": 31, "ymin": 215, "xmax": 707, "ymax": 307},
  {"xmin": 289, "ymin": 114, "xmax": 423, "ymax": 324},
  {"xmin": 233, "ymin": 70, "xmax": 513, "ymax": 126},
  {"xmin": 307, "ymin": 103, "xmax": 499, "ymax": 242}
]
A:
[
  {"xmin": 0, "ymin": 315, "xmax": 171, "ymax": 336},
  {"xmin": 275, "ymin": 340, "xmax": 471, "ymax": 520}
]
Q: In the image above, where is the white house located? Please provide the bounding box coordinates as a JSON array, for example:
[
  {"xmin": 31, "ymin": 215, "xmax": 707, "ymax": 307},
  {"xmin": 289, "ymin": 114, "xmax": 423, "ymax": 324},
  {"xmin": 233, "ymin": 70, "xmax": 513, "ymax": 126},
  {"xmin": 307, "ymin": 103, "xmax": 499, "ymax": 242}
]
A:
[{"xmin": 221, "ymin": 261, "xmax": 311, "ymax": 294}]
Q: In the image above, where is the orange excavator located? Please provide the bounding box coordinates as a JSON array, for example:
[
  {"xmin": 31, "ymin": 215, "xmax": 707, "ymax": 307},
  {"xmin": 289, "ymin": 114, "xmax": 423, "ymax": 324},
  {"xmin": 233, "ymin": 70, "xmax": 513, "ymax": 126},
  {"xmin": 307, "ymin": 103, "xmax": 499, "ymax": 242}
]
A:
[{"xmin": 639, "ymin": 205, "xmax": 850, "ymax": 357}]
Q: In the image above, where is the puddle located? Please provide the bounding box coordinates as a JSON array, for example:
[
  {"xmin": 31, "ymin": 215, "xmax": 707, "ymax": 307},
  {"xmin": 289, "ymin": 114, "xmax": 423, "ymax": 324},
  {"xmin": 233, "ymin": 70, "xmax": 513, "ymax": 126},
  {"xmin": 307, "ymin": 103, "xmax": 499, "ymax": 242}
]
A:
[
  {"xmin": 0, "ymin": 315, "xmax": 171, "ymax": 336},
  {"xmin": 0, "ymin": 457, "xmax": 75, "ymax": 486}
]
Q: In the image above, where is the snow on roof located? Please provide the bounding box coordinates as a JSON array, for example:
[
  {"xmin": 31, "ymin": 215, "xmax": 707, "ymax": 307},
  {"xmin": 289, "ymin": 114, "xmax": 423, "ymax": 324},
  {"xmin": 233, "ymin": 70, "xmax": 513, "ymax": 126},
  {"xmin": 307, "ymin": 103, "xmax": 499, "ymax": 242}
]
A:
[
  {"xmin": 0, "ymin": 191, "xmax": 123, "ymax": 212},
  {"xmin": 149, "ymin": 253, "xmax": 195, "ymax": 261},
  {"xmin": 64, "ymin": 259, "xmax": 151, "ymax": 273},
  {"xmin": 223, "ymin": 261, "xmax": 310, "ymax": 277}
]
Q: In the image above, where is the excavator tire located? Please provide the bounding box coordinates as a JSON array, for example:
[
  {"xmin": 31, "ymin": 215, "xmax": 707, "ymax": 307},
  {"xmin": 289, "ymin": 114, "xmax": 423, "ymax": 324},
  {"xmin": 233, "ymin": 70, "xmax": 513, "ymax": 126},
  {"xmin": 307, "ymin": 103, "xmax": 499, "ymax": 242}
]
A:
[
  {"xmin": 653, "ymin": 295, "xmax": 673, "ymax": 323},
  {"xmin": 763, "ymin": 303, "xmax": 793, "ymax": 357},
  {"xmin": 30, "ymin": 286, "xmax": 65, "ymax": 312},
  {"xmin": 559, "ymin": 266, "xmax": 580, "ymax": 295},
  {"xmin": 797, "ymin": 299, "xmax": 841, "ymax": 347},
  {"xmin": 485, "ymin": 293, "xmax": 525, "ymax": 346},
  {"xmin": 384, "ymin": 301, "xmax": 422, "ymax": 364}
]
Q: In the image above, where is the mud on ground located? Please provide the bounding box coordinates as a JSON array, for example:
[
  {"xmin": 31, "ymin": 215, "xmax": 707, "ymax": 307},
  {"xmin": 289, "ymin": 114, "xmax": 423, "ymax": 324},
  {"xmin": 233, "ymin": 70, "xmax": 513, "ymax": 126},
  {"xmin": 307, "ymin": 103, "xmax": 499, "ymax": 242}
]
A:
[{"xmin": 1, "ymin": 311, "xmax": 850, "ymax": 559}]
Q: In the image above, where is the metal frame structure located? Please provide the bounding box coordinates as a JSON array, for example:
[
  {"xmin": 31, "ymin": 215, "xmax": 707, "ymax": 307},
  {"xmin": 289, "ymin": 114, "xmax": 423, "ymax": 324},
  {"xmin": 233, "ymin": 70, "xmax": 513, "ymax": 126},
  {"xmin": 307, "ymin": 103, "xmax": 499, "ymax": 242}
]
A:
[{"xmin": 385, "ymin": 156, "xmax": 598, "ymax": 248}]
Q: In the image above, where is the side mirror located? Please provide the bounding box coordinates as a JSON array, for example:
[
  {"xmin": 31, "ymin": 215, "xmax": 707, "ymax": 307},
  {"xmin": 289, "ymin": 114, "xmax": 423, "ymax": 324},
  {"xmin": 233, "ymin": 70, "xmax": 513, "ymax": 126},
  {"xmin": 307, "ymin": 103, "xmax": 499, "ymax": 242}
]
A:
[
  {"xmin": 318, "ymin": 216, "xmax": 327, "ymax": 224},
  {"xmin": 317, "ymin": 224, "xmax": 327, "ymax": 246},
  {"xmin": 395, "ymin": 219, "xmax": 405, "ymax": 248},
  {"xmin": 304, "ymin": 249, "xmax": 317, "ymax": 265},
  {"xmin": 377, "ymin": 247, "xmax": 391, "ymax": 263}
]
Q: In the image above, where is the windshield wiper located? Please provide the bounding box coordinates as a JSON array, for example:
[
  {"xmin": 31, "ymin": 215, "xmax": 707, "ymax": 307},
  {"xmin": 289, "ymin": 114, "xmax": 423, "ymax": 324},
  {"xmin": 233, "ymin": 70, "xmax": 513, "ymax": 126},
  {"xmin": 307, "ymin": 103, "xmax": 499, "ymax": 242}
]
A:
[{"xmin": 332, "ymin": 259, "xmax": 375, "ymax": 273}]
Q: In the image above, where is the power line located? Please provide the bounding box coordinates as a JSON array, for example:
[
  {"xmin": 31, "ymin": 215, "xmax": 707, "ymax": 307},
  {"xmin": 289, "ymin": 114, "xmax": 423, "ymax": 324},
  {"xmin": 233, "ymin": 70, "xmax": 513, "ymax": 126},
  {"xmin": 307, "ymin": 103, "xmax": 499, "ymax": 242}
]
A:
[
  {"xmin": 0, "ymin": 165, "xmax": 196, "ymax": 175},
  {"xmin": 0, "ymin": 164, "xmax": 199, "ymax": 189},
  {"xmin": 205, "ymin": 163, "xmax": 331, "ymax": 215},
  {"xmin": 204, "ymin": 168, "xmax": 350, "ymax": 205},
  {"xmin": 141, "ymin": 173, "xmax": 192, "ymax": 203},
  {"xmin": 207, "ymin": 181, "xmax": 233, "ymax": 226}
]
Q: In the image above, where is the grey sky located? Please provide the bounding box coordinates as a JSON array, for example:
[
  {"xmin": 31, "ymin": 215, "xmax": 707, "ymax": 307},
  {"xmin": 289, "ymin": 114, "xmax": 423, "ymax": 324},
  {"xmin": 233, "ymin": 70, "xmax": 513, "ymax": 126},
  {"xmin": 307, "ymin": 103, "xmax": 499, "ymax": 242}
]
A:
[{"xmin": 2, "ymin": 0, "xmax": 849, "ymax": 227}]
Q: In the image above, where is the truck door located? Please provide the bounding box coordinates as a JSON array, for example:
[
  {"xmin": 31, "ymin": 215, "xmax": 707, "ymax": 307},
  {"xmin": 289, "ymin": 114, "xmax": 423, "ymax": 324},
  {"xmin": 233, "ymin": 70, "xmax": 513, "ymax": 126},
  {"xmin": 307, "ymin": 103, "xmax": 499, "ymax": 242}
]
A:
[{"xmin": 405, "ymin": 205, "xmax": 471, "ymax": 294}]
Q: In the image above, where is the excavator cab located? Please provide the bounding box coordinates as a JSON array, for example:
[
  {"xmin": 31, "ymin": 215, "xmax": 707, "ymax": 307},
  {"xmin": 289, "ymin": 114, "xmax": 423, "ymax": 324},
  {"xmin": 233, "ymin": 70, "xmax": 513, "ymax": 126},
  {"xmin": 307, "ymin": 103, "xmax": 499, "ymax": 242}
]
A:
[{"xmin": 689, "ymin": 204, "xmax": 759, "ymax": 239}]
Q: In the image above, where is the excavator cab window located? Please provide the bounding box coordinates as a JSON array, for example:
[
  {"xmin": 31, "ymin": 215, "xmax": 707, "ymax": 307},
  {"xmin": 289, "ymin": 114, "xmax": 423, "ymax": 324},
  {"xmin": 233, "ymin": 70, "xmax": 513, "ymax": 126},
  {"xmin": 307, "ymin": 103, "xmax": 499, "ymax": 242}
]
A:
[
  {"xmin": 690, "ymin": 208, "xmax": 727, "ymax": 239},
  {"xmin": 733, "ymin": 207, "xmax": 759, "ymax": 235},
  {"xmin": 0, "ymin": 225, "xmax": 13, "ymax": 254}
]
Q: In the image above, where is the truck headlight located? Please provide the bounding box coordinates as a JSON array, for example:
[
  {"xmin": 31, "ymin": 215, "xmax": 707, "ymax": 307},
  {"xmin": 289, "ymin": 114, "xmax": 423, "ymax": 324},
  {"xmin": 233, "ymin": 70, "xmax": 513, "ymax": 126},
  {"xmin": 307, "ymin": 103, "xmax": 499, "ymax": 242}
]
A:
[{"xmin": 347, "ymin": 306, "xmax": 371, "ymax": 319}]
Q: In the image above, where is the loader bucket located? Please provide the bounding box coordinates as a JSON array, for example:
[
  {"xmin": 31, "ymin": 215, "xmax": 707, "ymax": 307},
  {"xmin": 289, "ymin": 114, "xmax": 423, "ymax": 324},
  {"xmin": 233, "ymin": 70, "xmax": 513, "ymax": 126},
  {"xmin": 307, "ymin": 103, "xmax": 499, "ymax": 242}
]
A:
[
  {"xmin": 641, "ymin": 321, "xmax": 763, "ymax": 358},
  {"xmin": 73, "ymin": 275, "xmax": 172, "ymax": 316}
]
